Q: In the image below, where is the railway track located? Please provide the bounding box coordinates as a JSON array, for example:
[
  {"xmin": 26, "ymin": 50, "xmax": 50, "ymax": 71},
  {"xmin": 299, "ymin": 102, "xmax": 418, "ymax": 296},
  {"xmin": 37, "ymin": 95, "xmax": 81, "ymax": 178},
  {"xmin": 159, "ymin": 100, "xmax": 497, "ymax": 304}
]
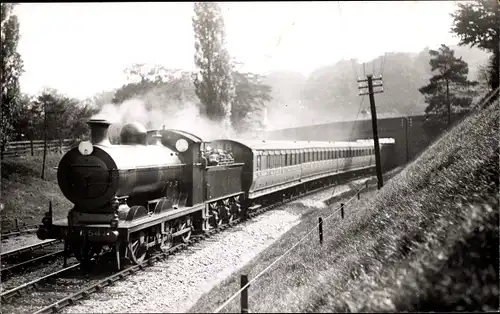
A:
[
  {"xmin": 1, "ymin": 174, "xmax": 374, "ymax": 314},
  {"xmin": 1, "ymin": 240, "xmax": 65, "ymax": 280},
  {"xmin": 1, "ymin": 225, "xmax": 39, "ymax": 240}
]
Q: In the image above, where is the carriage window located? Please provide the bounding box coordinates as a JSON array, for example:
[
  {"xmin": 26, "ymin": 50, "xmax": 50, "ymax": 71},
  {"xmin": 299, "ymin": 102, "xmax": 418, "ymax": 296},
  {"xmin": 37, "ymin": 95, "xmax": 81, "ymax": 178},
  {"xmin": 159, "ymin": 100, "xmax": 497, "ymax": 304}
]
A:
[
  {"xmin": 267, "ymin": 155, "xmax": 271, "ymax": 168},
  {"xmin": 281, "ymin": 154, "xmax": 285, "ymax": 166},
  {"xmin": 257, "ymin": 155, "xmax": 261, "ymax": 171}
]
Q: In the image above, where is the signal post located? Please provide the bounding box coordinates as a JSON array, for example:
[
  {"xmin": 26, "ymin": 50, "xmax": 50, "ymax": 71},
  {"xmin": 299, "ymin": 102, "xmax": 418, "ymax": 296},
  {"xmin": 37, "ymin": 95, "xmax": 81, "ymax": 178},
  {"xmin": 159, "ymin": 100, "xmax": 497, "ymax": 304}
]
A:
[{"xmin": 358, "ymin": 74, "xmax": 384, "ymax": 189}]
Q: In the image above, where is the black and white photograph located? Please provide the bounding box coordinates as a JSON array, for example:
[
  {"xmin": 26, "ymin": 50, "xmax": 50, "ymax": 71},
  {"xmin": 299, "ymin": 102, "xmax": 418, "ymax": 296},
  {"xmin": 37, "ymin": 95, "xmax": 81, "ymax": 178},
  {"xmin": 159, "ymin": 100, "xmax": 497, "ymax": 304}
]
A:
[{"xmin": 0, "ymin": 1, "xmax": 498, "ymax": 313}]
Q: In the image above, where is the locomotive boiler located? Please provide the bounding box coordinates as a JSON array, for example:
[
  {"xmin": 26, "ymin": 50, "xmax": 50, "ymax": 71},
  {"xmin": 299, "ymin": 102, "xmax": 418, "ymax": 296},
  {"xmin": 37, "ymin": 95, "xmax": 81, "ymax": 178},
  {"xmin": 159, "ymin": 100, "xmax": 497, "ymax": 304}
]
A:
[{"xmin": 37, "ymin": 119, "xmax": 197, "ymax": 267}]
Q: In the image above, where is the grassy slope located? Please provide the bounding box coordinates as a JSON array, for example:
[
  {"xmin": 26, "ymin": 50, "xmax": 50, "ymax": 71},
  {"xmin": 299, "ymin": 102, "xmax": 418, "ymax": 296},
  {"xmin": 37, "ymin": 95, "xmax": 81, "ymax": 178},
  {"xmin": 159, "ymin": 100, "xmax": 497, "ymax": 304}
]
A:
[
  {"xmin": 1, "ymin": 154, "xmax": 72, "ymax": 231},
  {"xmin": 190, "ymin": 101, "xmax": 499, "ymax": 313}
]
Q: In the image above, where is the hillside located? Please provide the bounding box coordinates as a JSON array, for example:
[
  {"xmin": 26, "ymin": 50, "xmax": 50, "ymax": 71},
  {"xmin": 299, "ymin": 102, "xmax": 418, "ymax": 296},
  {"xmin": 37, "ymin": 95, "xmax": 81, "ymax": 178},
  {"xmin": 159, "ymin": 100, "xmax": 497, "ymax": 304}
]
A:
[
  {"xmin": 189, "ymin": 98, "xmax": 499, "ymax": 312},
  {"xmin": 1, "ymin": 154, "xmax": 71, "ymax": 231},
  {"xmin": 264, "ymin": 46, "xmax": 490, "ymax": 129}
]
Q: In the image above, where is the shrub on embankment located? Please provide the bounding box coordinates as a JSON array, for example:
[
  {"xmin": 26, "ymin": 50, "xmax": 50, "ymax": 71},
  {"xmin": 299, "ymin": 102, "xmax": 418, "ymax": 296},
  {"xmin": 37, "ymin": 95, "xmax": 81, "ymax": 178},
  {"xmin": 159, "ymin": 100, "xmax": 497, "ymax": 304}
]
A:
[
  {"xmin": 190, "ymin": 100, "xmax": 499, "ymax": 312},
  {"xmin": 1, "ymin": 154, "xmax": 71, "ymax": 231}
]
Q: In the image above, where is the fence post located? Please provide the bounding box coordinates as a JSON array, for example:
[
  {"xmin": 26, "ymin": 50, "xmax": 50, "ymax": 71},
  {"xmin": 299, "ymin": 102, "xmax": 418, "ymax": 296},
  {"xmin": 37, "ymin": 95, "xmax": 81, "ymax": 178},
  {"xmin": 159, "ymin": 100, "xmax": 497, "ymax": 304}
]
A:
[
  {"xmin": 30, "ymin": 139, "xmax": 34, "ymax": 156},
  {"xmin": 318, "ymin": 217, "xmax": 323, "ymax": 244},
  {"xmin": 241, "ymin": 275, "xmax": 249, "ymax": 313},
  {"xmin": 365, "ymin": 181, "xmax": 369, "ymax": 189},
  {"xmin": 15, "ymin": 218, "xmax": 19, "ymax": 230},
  {"xmin": 59, "ymin": 139, "xmax": 63, "ymax": 154},
  {"xmin": 341, "ymin": 203, "xmax": 344, "ymax": 219},
  {"xmin": 357, "ymin": 191, "xmax": 360, "ymax": 200}
]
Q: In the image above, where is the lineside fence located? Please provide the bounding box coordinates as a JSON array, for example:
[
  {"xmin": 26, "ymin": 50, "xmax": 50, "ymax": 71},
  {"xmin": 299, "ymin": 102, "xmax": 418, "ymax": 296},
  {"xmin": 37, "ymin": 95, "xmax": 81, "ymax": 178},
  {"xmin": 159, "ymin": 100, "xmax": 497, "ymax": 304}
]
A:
[
  {"xmin": 2, "ymin": 139, "xmax": 75, "ymax": 159},
  {"xmin": 214, "ymin": 181, "xmax": 372, "ymax": 313}
]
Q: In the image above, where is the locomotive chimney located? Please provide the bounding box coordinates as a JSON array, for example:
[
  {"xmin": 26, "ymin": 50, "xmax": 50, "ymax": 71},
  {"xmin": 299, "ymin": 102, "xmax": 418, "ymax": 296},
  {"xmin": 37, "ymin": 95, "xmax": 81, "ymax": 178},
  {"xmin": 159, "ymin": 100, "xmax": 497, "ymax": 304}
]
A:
[{"xmin": 87, "ymin": 119, "xmax": 112, "ymax": 146}]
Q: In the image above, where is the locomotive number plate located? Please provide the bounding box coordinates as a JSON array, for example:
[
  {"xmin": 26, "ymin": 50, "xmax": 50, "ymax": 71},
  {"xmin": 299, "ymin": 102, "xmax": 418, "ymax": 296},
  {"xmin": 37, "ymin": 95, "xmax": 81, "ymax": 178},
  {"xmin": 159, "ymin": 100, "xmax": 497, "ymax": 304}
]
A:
[{"xmin": 86, "ymin": 228, "xmax": 108, "ymax": 237}]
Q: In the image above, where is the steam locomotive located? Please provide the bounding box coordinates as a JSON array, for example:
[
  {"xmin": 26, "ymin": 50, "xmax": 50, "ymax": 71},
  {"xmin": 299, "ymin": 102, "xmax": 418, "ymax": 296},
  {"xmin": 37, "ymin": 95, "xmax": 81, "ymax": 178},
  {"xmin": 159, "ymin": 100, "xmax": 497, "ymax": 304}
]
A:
[{"xmin": 37, "ymin": 119, "xmax": 395, "ymax": 269}]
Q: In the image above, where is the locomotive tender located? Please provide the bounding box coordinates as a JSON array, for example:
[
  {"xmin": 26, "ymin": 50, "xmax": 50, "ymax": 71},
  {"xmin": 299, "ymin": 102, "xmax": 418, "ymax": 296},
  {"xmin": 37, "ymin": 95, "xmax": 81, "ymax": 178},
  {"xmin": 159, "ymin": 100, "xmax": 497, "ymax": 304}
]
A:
[{"xmin": 37, "ymin": 119, "xmax": 395, "ymax": 269}]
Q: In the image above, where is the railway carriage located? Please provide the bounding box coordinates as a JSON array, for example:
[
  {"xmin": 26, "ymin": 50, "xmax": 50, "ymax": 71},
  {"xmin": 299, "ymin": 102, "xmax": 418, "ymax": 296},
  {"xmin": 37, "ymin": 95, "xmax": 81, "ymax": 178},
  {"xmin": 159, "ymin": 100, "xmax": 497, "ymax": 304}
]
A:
[
  {"xmin": 37, "ymin": 118, "xmax": 395, "ymax": 270},
  {"xmin": 207, "ymin": 138, "xmax": 392, "ymax": 209}
]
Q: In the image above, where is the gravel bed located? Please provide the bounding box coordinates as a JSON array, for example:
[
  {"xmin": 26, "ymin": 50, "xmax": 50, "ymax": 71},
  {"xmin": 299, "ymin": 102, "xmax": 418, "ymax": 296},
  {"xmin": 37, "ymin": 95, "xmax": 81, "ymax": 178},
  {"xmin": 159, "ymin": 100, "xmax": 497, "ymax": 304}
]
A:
[
  {"xmin": 61, "ymin": 179, "xmax": 366, "ymax": 314},
  {"xmin": 1, "ymin": 234, "xmax": 49, "ymax": 253},
  {"xmin": 62, "ymin": 208, "xmax": 304, "ymax": 313},
  {"xmin": 1, "ymin": 256, "xmax": 78, "ymax": 293}
]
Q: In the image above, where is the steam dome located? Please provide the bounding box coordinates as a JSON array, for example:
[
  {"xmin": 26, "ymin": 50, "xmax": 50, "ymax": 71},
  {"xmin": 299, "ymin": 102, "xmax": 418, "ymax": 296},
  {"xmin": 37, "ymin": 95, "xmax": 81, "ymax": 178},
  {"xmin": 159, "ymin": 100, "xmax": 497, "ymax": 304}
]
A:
[{"xmin": 120, "ymin": 122, "xmax": 147, "ymax": 145}]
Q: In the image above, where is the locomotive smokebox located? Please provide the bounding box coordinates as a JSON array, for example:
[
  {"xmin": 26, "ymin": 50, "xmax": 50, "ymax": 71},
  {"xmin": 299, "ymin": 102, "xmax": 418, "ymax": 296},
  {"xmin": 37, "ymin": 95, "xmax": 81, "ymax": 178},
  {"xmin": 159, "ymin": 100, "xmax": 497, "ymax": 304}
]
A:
[{"xmin": 87, "ymin": 119, "xmax": 112, "ymax": 146}]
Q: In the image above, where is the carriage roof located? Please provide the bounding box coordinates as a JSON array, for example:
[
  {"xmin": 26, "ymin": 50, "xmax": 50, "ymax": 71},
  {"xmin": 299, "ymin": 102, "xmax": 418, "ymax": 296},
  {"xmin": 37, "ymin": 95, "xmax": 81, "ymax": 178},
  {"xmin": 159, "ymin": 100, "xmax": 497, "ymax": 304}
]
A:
[{"xmin": 211, "ymin": 138, "xmax": 383, "ymax": 152}]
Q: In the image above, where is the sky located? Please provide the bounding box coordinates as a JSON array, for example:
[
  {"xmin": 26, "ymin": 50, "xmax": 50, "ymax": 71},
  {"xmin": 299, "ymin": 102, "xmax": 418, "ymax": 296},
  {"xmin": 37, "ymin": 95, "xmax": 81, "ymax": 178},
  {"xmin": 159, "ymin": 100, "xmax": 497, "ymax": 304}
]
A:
[{"xmin": 14, "ymin": 1, "xmax": 462, "ymax": 100}]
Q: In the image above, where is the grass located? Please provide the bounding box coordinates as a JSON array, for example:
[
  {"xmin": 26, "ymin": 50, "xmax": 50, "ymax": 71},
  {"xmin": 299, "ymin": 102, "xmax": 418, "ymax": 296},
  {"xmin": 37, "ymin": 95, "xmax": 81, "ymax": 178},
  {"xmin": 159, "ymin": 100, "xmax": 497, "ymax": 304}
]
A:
[
  {"xmin": 189, "ymin": 100, "xmax": 499, "ymax": 313},
  {"xmin": 1, "ymin": 154, "xmax": 72, "ymax": 231}
]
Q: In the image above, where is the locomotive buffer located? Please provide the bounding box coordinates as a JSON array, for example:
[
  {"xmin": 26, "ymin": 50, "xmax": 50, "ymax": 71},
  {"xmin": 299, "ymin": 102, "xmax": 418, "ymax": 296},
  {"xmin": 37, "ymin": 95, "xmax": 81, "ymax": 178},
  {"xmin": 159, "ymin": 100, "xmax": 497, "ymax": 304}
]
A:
[{"xmin": 357, "ymin": 74, "xmax": 384, "ymax": 189}]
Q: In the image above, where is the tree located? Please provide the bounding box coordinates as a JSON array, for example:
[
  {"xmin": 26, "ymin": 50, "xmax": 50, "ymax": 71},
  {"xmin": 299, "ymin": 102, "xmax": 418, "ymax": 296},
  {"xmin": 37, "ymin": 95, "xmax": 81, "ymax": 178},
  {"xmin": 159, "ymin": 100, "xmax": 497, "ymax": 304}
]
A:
[
  {"xmin": 12, "ymin": 94, "xmax": 42, "ymax": 141},
  {"xmin": 231, "ymin": 71, "xmax": 272, "ymax": 134},
  {"xmin": 192, "ymin": 2, "xmax": 235, "ymax": 132},
  {"xmin": 451, "ymin": 0, "xmax": 500, "ymax": 91},
  {"xmin": 1, "ymin": 3, "xmax": 24, "ymax": 158},
  {"xmin": 418, "ymin": 44, "xmax": 478, "ymax": 127}
]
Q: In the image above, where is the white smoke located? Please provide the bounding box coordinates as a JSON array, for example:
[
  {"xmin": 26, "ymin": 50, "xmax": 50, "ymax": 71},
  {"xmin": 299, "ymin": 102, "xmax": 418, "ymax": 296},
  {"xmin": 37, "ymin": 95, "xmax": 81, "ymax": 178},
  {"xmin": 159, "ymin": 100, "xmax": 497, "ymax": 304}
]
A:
[{"xmin": 91, "ymin": 97, "xmax": 233, "ymax": 142}]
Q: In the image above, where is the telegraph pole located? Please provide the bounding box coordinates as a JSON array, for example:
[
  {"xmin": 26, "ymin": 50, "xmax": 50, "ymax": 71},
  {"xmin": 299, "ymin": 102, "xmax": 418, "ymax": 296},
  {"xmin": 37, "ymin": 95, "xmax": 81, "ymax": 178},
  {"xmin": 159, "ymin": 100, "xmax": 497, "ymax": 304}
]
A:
[{"xmin": 358, "ymin": 74, "xmax": 384, "ymax": 189}]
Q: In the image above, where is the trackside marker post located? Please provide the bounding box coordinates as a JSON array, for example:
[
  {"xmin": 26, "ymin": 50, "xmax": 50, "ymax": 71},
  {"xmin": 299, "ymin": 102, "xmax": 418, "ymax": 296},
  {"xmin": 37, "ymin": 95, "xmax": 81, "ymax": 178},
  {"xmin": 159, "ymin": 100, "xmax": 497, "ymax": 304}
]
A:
[{"xmin": 241, "ymin": 275, "xmax": 249, "ymax": 313}]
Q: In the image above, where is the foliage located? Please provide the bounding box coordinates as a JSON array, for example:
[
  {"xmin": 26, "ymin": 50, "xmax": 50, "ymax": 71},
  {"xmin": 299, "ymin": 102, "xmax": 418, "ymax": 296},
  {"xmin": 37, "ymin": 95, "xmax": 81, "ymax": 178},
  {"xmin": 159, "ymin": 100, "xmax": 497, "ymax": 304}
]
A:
[
  {"xmin": 231, "ymin": 71, "xmax": 272, "ymax": 134},
  {"xmin": 84, "ymin": 89, "xmax": 116, "ymax": 110},
  {"xmin": 192, "ymin": 2, "xmax": 235, "ymax": 129},
  {"xmin": 12, "ymin": 89, "xmax": 98, "ymax": 142},
  {"xmin": 418, "ymin": 44, "xmax": 478, "ymax": 126},
  {"xmin": 451, "ymin": 0, "xmax": 500, "ymax": 91},
  {"xmin": 113, "ymin": 64, "xmax": 197, "ymax": 104},
  {"xmin": 1, "ymin": 3, "xmax": 24, "ymax": 151}
]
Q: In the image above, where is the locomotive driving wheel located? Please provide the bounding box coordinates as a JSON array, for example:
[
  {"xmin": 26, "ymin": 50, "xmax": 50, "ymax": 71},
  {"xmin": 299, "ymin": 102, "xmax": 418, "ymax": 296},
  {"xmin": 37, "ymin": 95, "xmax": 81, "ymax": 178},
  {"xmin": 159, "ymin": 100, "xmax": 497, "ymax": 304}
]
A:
[
  {"xmin": 209, "ymin": 203, "xmax": 223, "ymax": 228},
  {"xmin": 176, "ymin": 217, "xmax": 192, "ymax": 243},
  {"xmin": 127, "ymin": 231, "xmax": 147, "ymax": 264},
  {"xmin": 155, "ymin": 223, "xmax": 173, "ymax": 252},
  {"xmin": 222, "ymin": 199, "xmax": 234, "ymax": 223}
]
